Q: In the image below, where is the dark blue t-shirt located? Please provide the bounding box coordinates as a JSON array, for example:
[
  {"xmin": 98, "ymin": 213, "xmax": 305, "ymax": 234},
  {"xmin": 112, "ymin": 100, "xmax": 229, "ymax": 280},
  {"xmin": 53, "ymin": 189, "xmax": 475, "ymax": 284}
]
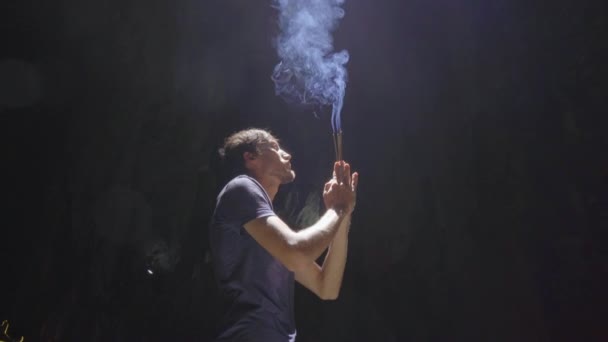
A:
[{"xmin": 209, "ymin": 175, "xmax": 296, "ymax": 342}]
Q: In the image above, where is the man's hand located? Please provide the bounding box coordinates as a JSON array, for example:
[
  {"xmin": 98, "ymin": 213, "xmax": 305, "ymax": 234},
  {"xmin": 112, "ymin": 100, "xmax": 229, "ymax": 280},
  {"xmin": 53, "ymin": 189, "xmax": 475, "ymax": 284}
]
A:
[{"xmin": 323, "ymin": 161, "xmax": 359, "ymax": 215}]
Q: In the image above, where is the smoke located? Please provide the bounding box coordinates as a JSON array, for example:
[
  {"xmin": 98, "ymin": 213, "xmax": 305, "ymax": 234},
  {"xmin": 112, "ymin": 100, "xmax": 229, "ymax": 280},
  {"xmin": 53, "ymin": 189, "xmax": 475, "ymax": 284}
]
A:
[{"xmin": 271, "ymin": 0, "xmax": 349, "ymax": 132}]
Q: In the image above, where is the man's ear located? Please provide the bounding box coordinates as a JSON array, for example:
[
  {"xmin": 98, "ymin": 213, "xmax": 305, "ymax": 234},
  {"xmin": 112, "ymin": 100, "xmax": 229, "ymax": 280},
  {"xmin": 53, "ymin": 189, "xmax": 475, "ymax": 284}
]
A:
[
  {"xmin": 243, "ymin": 151, "xmax": 256, "ymax": 162},
  {"xmin": 243, "ymin": 151, "xmax": 257, "ymax": 171}
]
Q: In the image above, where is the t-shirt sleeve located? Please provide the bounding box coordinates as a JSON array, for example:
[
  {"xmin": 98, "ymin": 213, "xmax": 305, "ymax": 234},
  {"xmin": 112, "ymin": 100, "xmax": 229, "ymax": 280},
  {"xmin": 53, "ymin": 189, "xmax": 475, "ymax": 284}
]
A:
[{"xmin": 216, "ymin": 177, "xmax": 275, "ymax": 227}]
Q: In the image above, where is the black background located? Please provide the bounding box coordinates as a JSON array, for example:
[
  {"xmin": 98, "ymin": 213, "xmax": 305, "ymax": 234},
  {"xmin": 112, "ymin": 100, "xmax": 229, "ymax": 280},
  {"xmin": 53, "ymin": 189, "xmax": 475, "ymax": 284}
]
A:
[{"xmin": 2, "ymin": 0, "xmax": 607, "ymax": 341}]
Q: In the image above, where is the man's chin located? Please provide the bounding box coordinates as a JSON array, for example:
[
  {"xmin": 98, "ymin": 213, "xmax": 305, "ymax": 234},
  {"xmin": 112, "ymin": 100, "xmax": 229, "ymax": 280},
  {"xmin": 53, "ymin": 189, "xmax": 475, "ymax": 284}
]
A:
[{"xmin": 281, "ymin": 170, "xmax": 296, "ymax": 184}]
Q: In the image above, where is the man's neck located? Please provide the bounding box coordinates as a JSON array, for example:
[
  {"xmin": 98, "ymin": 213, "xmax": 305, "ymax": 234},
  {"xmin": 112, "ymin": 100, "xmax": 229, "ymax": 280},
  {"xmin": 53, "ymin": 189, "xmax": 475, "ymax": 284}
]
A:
[{"xmin": 252, "ymin": 175, "xmax": 279, "ymax": 202}]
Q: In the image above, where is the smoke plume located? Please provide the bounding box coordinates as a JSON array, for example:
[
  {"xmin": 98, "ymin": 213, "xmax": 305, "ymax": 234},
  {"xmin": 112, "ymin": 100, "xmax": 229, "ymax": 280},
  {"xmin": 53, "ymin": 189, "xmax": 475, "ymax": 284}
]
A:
[{"xmin": 271, "ymin": 0, "xmax": 349, "ymax": 132}]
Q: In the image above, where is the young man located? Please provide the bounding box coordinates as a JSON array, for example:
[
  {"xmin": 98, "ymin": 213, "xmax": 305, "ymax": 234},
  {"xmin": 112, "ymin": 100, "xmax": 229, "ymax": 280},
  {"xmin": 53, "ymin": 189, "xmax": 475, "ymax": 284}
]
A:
[{"xmin": 209, "ymin": 128, "xmax": 358, "ymax": 341}]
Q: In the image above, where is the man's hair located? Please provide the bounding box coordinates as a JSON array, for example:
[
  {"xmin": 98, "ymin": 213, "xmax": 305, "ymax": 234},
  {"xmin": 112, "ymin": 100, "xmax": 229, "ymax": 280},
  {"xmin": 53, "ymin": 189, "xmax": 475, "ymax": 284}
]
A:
[{"xmin": 218, "ymin": 128, "xmax": 277, "ymax": 177}]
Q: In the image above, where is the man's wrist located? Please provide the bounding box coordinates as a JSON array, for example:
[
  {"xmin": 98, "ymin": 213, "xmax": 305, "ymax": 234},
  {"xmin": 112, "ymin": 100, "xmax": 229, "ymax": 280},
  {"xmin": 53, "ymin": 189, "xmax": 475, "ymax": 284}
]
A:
[{"xmin": 329, "ymin": 206, "xmax": 347, "ymax": 218}]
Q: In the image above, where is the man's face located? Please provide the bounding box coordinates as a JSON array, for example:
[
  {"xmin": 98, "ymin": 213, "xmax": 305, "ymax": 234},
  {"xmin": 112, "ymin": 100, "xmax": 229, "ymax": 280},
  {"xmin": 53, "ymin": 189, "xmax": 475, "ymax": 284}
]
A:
[{"xmin": 256, "ymin": 139, "xmax": 296, "ymax": 184}]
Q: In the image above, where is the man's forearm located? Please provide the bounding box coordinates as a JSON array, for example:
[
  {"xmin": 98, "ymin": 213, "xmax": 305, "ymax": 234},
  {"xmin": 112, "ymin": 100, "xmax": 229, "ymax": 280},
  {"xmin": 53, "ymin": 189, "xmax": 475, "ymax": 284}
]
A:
[
  {"xmin": 293, "ymin": 208, "xmax": 346, "ymax": 263},
  {"xmin": 317, "ymin": 214, "xmax": 350, "ymax": 299}
]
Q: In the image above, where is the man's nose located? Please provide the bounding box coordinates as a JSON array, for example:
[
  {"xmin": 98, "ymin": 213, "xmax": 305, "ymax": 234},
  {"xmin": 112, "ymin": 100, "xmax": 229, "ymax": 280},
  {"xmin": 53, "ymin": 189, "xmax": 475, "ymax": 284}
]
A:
[{"xmin": 281, "ymin": 150, "xmax": 291, "ymax": 160}]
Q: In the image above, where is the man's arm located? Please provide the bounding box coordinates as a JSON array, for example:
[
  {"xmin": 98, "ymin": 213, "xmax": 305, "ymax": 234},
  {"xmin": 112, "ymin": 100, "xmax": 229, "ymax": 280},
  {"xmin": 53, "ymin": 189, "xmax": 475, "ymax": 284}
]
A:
[
  {"xmin": 294, "ymin": 214, "xmax": 351, "ymax": 300},
  {"xmin": 294, "ymin": 162, "xmax": 358, "ymax": 299},
  {"xmin": 244, "ymin": 161, "xmax": 357, "ymax": 298},
  {"xmin": 243, "ymin": 208, "xmax": 347, "ymax": 273}
]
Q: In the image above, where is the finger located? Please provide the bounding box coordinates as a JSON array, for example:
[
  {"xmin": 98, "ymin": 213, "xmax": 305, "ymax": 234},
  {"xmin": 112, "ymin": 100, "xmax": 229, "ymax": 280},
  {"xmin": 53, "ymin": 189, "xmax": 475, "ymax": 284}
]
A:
[
  {"xmin": 340, "ymin": 161, "xmax": 346, "ymax": 184},
  {"xmin": 351, "ymin": 172, "xmax": 359, "ymax": 192},
  {"xmin": 344, "ymin": 163, "xmax": 351, "ymax": 187},
  {"xmin": 335, "ymin": 161, "xmax": 343, "ymax": 184},
  {"xmin": 324, "ymin": 181, "xmax": 332, "ymax": 192},
  {"xmin": 333, "ymin": 162, "xmax": 340, "ymax": 180}
]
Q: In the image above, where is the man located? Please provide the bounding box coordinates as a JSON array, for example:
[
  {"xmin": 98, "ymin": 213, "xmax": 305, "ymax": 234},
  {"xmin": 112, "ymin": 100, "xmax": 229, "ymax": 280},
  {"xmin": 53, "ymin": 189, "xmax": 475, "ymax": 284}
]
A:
[{"xmin": 209, "ymin": 128, "xmax": 358, "ymax": 341}]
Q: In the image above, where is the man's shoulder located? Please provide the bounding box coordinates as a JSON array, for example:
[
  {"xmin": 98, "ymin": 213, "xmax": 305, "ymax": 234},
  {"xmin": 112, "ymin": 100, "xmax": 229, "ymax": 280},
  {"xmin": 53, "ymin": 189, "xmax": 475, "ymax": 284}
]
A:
[
  {"xmin": 223, "ymin": 175, "xmax": 260, "ymax": 194},
  {"xmin": 214, "ymin": 175, "xmax": 275, "ymax": 223},
  {"xmin": 219, "ymin": 175, "xmax": 269, "ymax": 202},
  {"xmin": 226, "ymin": 175, "xmax": 257, "ymax": 187}
]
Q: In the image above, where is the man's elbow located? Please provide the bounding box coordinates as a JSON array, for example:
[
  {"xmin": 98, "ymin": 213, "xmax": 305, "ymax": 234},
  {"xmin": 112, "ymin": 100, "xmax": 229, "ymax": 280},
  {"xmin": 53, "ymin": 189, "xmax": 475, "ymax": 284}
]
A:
[
  {"xmin": 319, "ymin": 289, "xmax": 340, "ymax": 301},
  {"xmin": 321, "ymin": 294, "xmax": 339, "ymax": 301},
  {"xmin": 283, "ymin": 239, "xmax": 315, "ymax": 272},
  {"xmin": 284, "ymin": 260, "xmax": 305, "ymax": 273},
  {"xmin": 282, "ymin": 249, "xmax": 311, "ymax": 273}
]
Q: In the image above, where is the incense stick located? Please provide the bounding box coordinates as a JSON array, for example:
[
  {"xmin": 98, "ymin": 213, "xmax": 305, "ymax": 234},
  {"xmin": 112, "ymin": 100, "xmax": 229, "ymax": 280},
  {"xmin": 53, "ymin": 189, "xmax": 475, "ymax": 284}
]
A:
[{"xmin": 333, "ymin": 131, "xmax": 343, "ymax": 161}]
